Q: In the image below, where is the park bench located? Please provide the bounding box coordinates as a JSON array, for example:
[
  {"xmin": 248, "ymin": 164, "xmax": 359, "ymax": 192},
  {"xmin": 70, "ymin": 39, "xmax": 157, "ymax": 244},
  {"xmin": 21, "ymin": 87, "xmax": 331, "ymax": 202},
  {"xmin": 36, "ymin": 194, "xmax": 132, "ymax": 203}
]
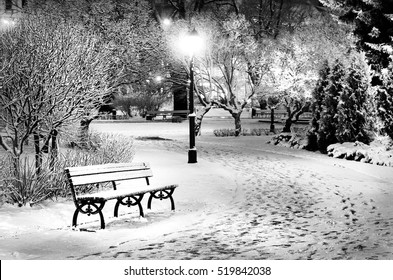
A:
[
  {"xmin": 145, "ymin": 110, "xmax": 189, "ymax": 121},
  {"xmin": 65, "ymin": 162, "xmax": 178, "ymax": 229},
  {"xmin": 280, "ymin": 112, "xmax": 312, "ymax": 124},
  {"xmin": 253, "ymin": 109, "xmax": 287, "ymax": 122},
  {"xmin": 255, "ymin": 109, "xmax": 312, "ymax": 124}
]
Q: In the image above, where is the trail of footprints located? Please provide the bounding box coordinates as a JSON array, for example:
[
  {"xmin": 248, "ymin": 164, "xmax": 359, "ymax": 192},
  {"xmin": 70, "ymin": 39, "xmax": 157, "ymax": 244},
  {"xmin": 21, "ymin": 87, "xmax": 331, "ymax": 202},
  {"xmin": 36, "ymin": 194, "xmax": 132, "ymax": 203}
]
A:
[{"xmin": 75, "ymin": 141, "xmax": 392, "ymax": 260}]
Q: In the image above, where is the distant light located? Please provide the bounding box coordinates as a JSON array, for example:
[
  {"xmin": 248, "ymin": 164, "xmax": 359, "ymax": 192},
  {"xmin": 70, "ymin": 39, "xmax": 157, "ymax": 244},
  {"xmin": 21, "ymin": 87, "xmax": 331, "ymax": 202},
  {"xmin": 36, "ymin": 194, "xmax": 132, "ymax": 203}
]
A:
[
  {"xmin": 162, "ymin": 18, "xmax": 171, "ymax": 27},
  {"xmin": 1, "ymin": 18, "xmax": 16, "ymax": 27},
  {"xmin": 155, "ymin": 76, "xmax": 163, "ymax": 83}
]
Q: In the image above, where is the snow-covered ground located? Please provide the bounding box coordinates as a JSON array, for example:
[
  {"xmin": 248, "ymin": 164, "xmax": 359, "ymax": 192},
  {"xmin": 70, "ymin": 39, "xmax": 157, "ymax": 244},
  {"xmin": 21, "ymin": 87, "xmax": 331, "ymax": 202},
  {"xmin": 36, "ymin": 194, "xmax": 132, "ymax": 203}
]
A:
[{"xmin": 0, "ymin": 118, "xmax": 392, "ymax": 260}]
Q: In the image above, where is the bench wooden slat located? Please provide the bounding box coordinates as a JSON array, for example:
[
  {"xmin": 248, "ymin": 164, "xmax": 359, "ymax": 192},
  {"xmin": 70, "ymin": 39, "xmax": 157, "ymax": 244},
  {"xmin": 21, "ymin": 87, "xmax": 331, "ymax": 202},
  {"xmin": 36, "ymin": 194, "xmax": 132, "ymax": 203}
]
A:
[
  {"xmin": 70, "ymin": 169, "xmax": 153, "ymax": 186},
  {"xmin": 67, "ymin": 163, "xmax": 150, "ymax": 177},
  {"xmin": 77, "ymin": 184, "xmax": 178, "ymax": 201},
  {"xmin": 146, "ymin": 110, "xmax": 189, "ymax": 115},
  {"xmin": 67, "ymin": 162, "xmax": 147, "ymax": 170},
  {"xmin": 68, "ymin": 167, "xmax": 150, "ymax": 177},
  {"xmin": 145, "ymin": 110, "xmax": 189, "ymax": 120}
]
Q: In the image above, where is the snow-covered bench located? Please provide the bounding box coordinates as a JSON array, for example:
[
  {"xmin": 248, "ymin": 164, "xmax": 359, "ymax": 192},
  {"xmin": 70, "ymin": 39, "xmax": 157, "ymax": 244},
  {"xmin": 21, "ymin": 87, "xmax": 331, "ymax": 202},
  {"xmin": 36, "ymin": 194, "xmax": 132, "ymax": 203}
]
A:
[
  {"xmin": 65, "ymin": 162, "xmax": 178, "ymax": 229},
  {"xmin": 145, "ymin": 110, "xmax": 189, "ymax": 121}
]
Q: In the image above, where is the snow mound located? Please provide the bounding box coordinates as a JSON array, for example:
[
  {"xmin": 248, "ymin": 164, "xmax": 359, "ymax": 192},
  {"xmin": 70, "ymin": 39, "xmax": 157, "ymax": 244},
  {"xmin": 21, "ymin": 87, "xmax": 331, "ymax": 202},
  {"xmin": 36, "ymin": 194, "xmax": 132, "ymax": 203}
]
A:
[
  {"xmin": 267, "ymin": 132, "xmax": 308, "ymax": 149},
  {"xmin": 327, "ymin": 140, "xmax": 393, "ymax": 167}
]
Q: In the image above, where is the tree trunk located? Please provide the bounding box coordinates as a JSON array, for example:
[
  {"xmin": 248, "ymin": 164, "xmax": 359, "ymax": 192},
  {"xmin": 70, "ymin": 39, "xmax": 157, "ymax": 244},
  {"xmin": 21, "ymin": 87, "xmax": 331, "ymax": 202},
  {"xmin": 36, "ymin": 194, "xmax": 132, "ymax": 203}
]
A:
[
  {"xmin": 233, "ymin": 113, "xmax": 242, "ymax": 136},
  {"xmin": 195, "ymin": 106, "xmax": 212, "ymax": 136},
  {"xmin": 11, "ymin": 155, "xmax": 21, "ymax": 183},
  {"xmin": 178, "ymin": 0, "xmax": 186, "ymax": 19},
  {"xmin": 79, "ymin": 118, "xmax": 94, "ymax": 148},
  {"xmin": 270, "ymin": 108, "xmax": 275, "ymax": 133},
  {"xmin": 194, "ymin": 0, "xmax": 204, "ymax": 12},
  {"xmin": 10, "ymin": 154, "xmax": 23, "ymax": 206},
  {"xmin": 33, "ymin": 132, "xmax": 42, "ymax": 175},
  {"xmin": 49, "ymin": 129, "xmax": 58, "ymax": 171},
  {"xmin": 282, "ymin": 117, "xmax": 292, "ymax": 133}
]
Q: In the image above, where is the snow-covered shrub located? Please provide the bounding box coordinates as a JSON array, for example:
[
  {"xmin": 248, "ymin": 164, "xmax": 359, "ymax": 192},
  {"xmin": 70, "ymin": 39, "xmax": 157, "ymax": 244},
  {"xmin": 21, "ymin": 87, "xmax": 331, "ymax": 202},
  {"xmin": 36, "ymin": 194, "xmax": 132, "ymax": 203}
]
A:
[
  {"xmin": 268, "ymin": 127, "xmax": 308, "ymax": 149},
  {"xmin": 373, "ymin": 135, "xmax": 393, "ymax": 150},
  {"xmin": 249, "ymin": 128, "xmax": 269, "ymax": 136},
  {"xmin": 83, "ymin": 132, "xmax": 135, "ymax": 164},
  {"xmin": 214, "ymin": 128, "xmax": 238, "ymax": 137},
  {"xmin": 1, "ymin": 157, "xmax": 54, "ymax": 207},
  {"xmin": 50, "ymin": 132, "xmax": 135, "ymax": 199},
  {"xmin": 0, "ymin": 133, "xmax": 136, "ymax": 205},
  {"xmin": 213, "ymin": 128, "xmax": 269, "ymax": 137},
  {"xmin": 327, "ymin": 140, "xmax": 393, "ymax": 167},
  {"xmin": 327, "ymin": 141, "xmax": 368, "ymax": 160}
]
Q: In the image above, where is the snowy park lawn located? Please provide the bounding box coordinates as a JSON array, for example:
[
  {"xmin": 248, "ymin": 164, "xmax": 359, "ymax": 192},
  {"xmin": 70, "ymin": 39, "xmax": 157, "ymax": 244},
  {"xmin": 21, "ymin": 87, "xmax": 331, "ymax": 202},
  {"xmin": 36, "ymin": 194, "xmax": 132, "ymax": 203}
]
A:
[{"xmin": 0, "ymin": 118, "xmax": 392, "ymax": 260}]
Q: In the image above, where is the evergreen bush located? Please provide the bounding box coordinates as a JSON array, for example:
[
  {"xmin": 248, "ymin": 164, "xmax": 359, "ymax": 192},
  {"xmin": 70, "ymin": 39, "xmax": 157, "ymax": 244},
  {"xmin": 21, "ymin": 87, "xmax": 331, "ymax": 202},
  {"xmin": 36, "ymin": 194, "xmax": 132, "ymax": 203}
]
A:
[
  {"xmin": 321, "ymin": 0, "xmax": 393, "ymax": 141},
  {"xmin": 375, "ymin": 62, "xmax": 393, "ymax": 140},
  {"xmin": 336, "ymin": 64, "xmax": 370, "ymax": 144},
  {"xmin": 308, "ymin": 61, "xmax": 330, "ymax": 151},
  {"xmin": 308, "ymin": 58, "xmax": 371, "ymax": 152}
]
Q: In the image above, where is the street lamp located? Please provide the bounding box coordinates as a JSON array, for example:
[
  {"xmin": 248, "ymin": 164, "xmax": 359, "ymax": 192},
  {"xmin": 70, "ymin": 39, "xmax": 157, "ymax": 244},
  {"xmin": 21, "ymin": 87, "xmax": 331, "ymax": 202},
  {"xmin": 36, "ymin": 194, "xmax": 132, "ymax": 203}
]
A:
[
  {"xmin": 0, "ymin": 17, "xmax": 16, "ymax": 30},
  {"xmin": 162, "ymin": 18, "xmax": 171, "ymax": 27},
  {"xmin": 179, "ymin": 28, "xmax": 204, "ymax": 163},
  {"xmin": 155, "ymin": 75, "xmax": 163, "ymax": 83}
]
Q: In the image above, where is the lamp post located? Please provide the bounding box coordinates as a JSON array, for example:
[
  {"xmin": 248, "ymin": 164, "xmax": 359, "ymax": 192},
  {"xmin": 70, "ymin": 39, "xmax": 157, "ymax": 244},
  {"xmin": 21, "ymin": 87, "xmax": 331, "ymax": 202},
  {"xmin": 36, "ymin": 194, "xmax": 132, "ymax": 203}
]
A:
[
  {"xmin": 178, "ymin": 28, "xmax": 203, "ymax": 163},
  {"xmin": 188, "ymin": 54, "xmax": 197, "ymax": 163}
]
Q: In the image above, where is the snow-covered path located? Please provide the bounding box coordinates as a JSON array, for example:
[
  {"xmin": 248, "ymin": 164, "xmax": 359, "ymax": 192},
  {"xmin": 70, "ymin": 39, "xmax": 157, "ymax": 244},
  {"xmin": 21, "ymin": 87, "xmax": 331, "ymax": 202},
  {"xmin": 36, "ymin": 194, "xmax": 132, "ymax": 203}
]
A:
[
  {"xmin": 196, "ymin": 138, "xmax": 392, "ymax": 260},
  {"xmin": 77, "ymin": 137, "xmax": 393, "ymax": 260},
  {"xmin": 0, "ymin": 121, "xmax": 392, "ymax": 260}
]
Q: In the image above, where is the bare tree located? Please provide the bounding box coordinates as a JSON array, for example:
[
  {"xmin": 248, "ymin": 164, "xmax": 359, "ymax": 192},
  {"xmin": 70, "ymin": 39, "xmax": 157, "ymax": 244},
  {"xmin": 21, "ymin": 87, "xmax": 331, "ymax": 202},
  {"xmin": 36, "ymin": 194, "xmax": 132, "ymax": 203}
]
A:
[
  {"xmin": 25, "ymin": 0, "xmax": 170, "ymax": 128},
  {"xmin": 164, "ymin": 0, "xmax": 240, "ymax": 19},
  {"xmin": 193, "ymin": 14, "xmax": 268, "ymax": 135},
  {"xmin": 240, "ymin": 0, "xmax": 319, "ymax": 39},
  {"xmin": 264, "ymin": 17, "xmax": 355, "ymax": 132},
  {"xmin": 166, "ymin": 13, "xmax": 272, "ymax": 135},
  {"xmin": 0, "ymin": 12, "xmax": 113, "ymax": 174}
]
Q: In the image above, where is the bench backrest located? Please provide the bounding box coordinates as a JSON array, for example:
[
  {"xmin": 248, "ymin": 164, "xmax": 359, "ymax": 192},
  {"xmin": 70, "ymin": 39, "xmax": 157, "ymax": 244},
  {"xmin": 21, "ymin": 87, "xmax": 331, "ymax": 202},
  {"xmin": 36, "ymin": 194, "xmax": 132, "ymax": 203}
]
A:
[
  {"xmin": 146, "ymin": 110, "xmax": 190, "ymax": 115},
  {"xmin": 65, "ymin": 162, "xmax": 153, "ymax": 187}
]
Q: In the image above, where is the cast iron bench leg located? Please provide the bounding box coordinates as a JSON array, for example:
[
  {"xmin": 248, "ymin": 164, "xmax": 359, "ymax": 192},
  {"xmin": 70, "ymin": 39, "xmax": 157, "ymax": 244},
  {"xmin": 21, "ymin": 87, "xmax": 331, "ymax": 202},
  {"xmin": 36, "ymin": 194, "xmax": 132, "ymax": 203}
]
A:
[
  {"xmin": 147, "ymin": 188, "xmax": 175, "ymax": 211},
  {"xmin": 73, "ymin": 201, "xmax": 106, "ymax": 229},
  {"xmin": 114, "ymin": 194, "xmax": 145, "ymax": 218}
]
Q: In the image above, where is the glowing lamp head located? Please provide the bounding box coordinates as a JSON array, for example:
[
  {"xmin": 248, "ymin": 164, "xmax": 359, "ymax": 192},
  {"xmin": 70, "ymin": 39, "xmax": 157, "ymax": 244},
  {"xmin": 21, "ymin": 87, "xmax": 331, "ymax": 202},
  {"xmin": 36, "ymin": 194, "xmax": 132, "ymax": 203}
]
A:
[
  {"xmin": 162, "ymin": 18, "xmax": 171, "ymax": 27},
  {"xmin": 178, "ymin": 28, "xmax": 205, "ymax": 57},
  {"xmin": 1, "ymin": 18, "xmax": 16, "ymax": 28}
]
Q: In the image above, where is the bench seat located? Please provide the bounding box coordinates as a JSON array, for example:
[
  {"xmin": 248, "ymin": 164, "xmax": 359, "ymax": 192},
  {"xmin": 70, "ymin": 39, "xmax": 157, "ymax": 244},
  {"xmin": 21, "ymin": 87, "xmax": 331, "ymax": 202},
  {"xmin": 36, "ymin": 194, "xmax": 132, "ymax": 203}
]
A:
[
  {"xmin": 145, "ymin": 110, "xmax": 189, "ymax": 120},
  {"xmin": 77, "ymin": 184, "xmax": 178, "ymax": 201}
]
